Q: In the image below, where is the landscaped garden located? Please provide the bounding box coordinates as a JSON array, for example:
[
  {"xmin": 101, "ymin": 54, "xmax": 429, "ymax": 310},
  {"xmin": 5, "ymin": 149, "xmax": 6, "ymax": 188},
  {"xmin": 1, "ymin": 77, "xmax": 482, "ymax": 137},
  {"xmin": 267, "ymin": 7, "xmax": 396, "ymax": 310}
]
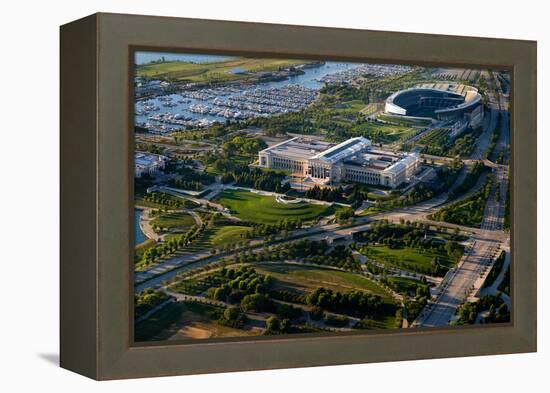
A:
[{"xmin": 215, "ymin": 189, "xmax": 337, "ymax": 224}]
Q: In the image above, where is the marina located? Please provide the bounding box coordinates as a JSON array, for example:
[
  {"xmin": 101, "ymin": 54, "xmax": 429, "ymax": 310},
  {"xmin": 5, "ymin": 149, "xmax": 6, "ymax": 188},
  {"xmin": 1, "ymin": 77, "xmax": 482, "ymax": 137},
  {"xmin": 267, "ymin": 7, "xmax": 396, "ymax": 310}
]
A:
[{"xmin": 135, "ymin": 61, "xmax": 412, "ymax": 134}]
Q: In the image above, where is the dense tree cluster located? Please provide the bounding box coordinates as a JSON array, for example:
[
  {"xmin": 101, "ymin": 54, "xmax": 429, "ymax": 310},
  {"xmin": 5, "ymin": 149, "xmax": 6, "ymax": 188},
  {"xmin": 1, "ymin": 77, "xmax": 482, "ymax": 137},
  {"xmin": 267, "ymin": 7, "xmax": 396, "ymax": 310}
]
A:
[
  {"xmin": 358, "ymin": 221, "xmax": 464, "ymax": 259},
  {"xmin": 220, "ymin": 166, "xmax": 290, "ymax": 193},
  {"xmin": 248, "ymin": 111, "xmax": 316, "ymax": 136},
  {"xmin": 136, "ymin": 142, "xmax": 164, "ymax": 155},
  {"xmin": 247, "ymin": 219, "xmax": 302, "ymax": 238},
  {"xmin": 483, "ymin": 251, "xmax": 506, "ymax": 288},
  {"xmin": 142, "ymin": 192, "xmax": 182, "ymax": 208},
  {"xmin": 334, "ymin": 208, "xmax": 355, "ymax": 223},
  {"xmin": 134, "ymin": 289, "xmax": 170, "ymax": 320},
  {"xmin": 218, "ymin": 306, "xmax": 247, "ymax": 328},
  {"xmin": 449, "ymin": 161, "xmax": 485, "ymax": 200},
  {"xmin": 498, "ymin": 267, "xmax": 510, "ymax": 296},
  {"xmin": 422, "ymin": 128, "xmax": 481, "ymax": 157},
  {"xmin": 222, "ymin": 135, "xmax": 267, "ymax": 156},
  {"xmin": 485, "ymin": 114, "xmax": 502, "ymax": 160},
  {"xmin": 206, "ymin": 266, "xmax": 272, "ymax": 303},
  {"xmin": 306, "ymin": 287, "xmax": 383, "ymax": 318},
  {"xmin": 431, "ymin": 175, "xmax": 493, "ymax": 227},
  {"xmin": 305, "ymin": 186, "xmax": 344, "ymax": 202},
  {"xmin": 264, "ymin": 316, "xmax": 292, "ymax": 334},
  {"xmin": 381, "ymin": 275, "xmax": 430, "ymax": 298},
  {"xmin": 456, "ymin": 295, "xmax": 510, "ymax": 325},
  {"xmin": 166, "ymin": 165, "xmax": 215, "ymax": 191}
]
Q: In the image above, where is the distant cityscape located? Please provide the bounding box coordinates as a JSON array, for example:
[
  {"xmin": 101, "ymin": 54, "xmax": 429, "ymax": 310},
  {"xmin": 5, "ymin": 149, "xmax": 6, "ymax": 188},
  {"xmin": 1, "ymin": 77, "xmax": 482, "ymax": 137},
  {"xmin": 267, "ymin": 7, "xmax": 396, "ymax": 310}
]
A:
[{"xmin": 133, "ymin": 52, "xmax": 511, "ymax": 342}]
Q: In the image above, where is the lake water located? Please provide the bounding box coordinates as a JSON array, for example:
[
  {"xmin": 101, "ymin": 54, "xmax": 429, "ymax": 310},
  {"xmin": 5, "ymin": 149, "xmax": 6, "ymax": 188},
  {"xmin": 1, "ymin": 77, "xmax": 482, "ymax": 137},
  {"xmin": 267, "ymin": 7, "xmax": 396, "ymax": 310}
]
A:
[{"xmin": 134, "ymin": 209, "xmax": 147, "ymax": 245}]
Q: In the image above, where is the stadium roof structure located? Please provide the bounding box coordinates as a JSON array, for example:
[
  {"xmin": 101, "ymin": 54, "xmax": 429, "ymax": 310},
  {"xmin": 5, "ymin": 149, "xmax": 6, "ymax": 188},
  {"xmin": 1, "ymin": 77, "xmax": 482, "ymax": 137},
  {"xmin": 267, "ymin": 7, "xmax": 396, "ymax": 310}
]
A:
[{"xmin": 385, "ymin": 84, "xmax": 481, "ymax": 118}]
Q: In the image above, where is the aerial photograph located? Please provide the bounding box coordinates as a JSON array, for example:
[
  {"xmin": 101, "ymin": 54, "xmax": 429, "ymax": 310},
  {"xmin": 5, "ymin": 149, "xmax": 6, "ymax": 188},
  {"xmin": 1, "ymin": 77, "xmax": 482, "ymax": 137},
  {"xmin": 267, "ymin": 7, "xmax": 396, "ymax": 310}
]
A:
[{"xmin": 133, "ymin": 52, "xmax": 511, "ymax": 342}]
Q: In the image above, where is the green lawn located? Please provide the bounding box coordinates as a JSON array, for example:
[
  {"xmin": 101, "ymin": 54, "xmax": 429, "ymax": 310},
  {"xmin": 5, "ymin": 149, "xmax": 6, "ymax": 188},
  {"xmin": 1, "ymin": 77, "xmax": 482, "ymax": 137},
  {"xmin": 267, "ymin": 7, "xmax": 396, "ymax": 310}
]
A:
[
  {"xmin": 210, "ymin": 225, "xmax": 252, "ymax": 246},
  {"xmin": 377, "ymin": 114, "xmax": 432, "ymax": 127},
  {"xmin": 137, "ymin": 58, "xmax": 311, "ymax": 83},
  {"xmin": 215, "ymin": 189, "xmax": 336, "ymax": 224},
  {"xmin": 150, "ymin": 211, "xmax": 196, "ymax": 231},
  {"xmin": 167, "ymin": 224, "xmax": 251, "ymax": 255},
  {"xmin": 204, "ymin": 154, "xmax": 253, "ymax": 175},
  {"xmin": 252, "ymin": 262, "xmax": 393, "ymax": 301},
  {"xmin": 350, "ymin": 122, "xmax": 416, "ymax": 144},
  {"xmin": 386, "ymin": 276, "xmax": 423, "ymax": 295},
  {"xmin": 365, "ymin": 245, "xmax": 457, "ymax": 274}
]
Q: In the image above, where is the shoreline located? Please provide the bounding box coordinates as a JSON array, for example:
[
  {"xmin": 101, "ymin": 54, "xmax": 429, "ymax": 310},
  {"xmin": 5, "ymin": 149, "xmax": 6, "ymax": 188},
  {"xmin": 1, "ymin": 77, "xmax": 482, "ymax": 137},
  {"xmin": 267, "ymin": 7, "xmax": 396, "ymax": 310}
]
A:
[{"xmin": 136, "ymin": 207, "xmax": 161, "ymax": 243}]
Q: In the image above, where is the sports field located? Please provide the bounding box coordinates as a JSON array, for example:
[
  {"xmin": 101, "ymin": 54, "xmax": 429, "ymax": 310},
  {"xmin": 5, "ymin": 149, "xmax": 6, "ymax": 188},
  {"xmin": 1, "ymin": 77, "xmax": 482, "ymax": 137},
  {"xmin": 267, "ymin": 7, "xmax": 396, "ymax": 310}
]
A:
[{"xmin": 215, "ymin": 189, "xmax": 336, "ymax": 224}]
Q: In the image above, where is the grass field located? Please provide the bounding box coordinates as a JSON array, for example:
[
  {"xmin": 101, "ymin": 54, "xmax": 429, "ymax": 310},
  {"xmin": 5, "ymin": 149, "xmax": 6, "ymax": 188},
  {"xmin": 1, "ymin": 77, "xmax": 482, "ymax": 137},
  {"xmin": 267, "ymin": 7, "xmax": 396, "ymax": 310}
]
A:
[
  {"xmin": 252, "ymin": 262, "xmax": 393, "ymax": 301},
  {"xmin": 351, "ymin": 121, "xmax": 416, "ymax": 144},
  {"xmin": 386, "ymin": 276, "xmax": 423, "ymax": 296},
  {"xmin": 150, "ymin": 211, "xmax": 196, "ymax": 231},
  {"xmin": 377, "ymin": 114, "xmax": 432, "ymax": 127},
  {"xmin": 137, "ymin": 58, "xmax": 310, "ymax": 83},
  {"xmin": 216, "ymin": 189, "xmax": 336, "ymax": 224},
  {"xmin": 210, "ymin": 225, "xmax": 252, "ymax": 246},
  {"xmin": 165, "ymin": 224, "xmax": 252, "ymax": 255},
  {"xmin": 365, "ymin": 245, "xmax": 456, "ymax": 273}
]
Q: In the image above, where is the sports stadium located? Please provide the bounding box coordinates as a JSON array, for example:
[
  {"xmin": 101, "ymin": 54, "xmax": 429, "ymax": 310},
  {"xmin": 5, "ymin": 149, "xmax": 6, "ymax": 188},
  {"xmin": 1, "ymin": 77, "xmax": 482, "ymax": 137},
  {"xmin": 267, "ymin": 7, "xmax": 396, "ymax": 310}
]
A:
[{"xmin": 384, "ymin": 83, "xmax": 483, "ymax": 126}]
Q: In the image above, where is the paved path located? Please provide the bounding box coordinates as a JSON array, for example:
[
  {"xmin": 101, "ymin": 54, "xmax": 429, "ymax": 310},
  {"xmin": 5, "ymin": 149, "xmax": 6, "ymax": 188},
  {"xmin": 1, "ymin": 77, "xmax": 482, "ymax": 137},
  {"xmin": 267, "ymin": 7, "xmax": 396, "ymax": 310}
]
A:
[{"xmin": 414, "ymin": 238, "xmax": 500, "ymax": 327}]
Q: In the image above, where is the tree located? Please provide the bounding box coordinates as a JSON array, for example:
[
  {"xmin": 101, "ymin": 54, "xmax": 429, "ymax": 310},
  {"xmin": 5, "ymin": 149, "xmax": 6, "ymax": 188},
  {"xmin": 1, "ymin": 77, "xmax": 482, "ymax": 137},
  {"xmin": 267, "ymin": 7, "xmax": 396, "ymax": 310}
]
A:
[
  {"xmin": 280, "ymin": 318, "xmax": 291, "ymax": 333},
  {"xmin": 223, "ymin": 306, "xmax": 240, "ymax": 321},
  {"xmin": 266, "ymin": 316, "xmax": 280, "ymax": 332},
  {"xmin": 240, "ymin": 293, "xmax": 271, "ymax": 313}
]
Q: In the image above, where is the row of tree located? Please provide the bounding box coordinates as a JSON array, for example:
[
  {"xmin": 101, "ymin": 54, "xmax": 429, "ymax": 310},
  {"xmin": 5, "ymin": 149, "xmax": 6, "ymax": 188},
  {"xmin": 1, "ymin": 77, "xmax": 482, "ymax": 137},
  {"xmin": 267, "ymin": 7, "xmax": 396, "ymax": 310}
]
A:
[
  {"xmin": 305, "ymin": 287, "xmax": 383, "ymax": 318},
  {"xmin": 140, "ymin": 224, "xmax": 205, "ymax": 266}
]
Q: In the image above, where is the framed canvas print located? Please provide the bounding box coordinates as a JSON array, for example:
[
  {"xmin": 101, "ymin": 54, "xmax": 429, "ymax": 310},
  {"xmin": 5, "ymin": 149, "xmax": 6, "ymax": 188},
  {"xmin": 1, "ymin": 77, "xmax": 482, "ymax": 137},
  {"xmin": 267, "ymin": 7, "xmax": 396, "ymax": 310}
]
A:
[{"xmin": 60, "ymin": 13, "xmax": 537, "ymax": 380}]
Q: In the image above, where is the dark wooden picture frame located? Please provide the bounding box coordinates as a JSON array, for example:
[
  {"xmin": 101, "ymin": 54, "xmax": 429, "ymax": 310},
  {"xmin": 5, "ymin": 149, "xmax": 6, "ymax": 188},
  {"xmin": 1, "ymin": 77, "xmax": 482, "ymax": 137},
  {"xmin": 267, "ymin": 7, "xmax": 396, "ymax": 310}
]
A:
[{"xmin": 60, "ymin": 12, "xmax": 536, "ymax": 380}]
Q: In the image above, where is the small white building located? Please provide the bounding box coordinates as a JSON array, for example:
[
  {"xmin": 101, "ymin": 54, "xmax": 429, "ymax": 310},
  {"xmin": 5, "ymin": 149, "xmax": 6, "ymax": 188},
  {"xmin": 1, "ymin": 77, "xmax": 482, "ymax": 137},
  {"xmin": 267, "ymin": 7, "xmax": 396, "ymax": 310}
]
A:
[{"xmin": 135, "ymin": 152, "xmax": 167, "ymax": 178}]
